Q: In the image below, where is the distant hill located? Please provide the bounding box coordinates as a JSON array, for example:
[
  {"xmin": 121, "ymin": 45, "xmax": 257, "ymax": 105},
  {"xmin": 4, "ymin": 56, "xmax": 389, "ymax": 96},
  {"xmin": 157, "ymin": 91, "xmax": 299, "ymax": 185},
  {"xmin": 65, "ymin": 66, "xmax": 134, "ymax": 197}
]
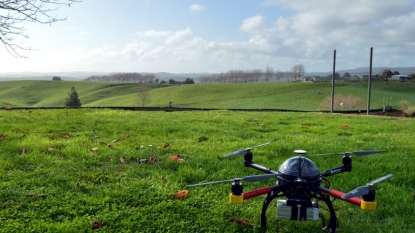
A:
[
  {"xmin": 0, "ymin": 72, "xmax": 109, "ymax": 81},
  {"xmin": 1, "ymin": 67, "xmax": 414, "ymax": 82},
  {"xmin": 0, "ymin": 71, "xmax": 213, "ymax": 82},
  {"xmin": 151, "ymin": 72, "xmax": 214, "ymax": 81},
  {"xmin": 307, "ymin": 67, "xmax": 415, "ymax": 77}
]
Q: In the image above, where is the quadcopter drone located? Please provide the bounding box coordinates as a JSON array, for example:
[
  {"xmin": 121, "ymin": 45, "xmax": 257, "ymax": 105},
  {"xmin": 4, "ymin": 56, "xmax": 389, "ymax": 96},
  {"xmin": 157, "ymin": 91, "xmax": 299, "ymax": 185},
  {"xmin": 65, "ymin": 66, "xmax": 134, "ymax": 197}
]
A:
[{"xmin": 187, "ymin": 142, "xmax": 392, "ymax": 232}]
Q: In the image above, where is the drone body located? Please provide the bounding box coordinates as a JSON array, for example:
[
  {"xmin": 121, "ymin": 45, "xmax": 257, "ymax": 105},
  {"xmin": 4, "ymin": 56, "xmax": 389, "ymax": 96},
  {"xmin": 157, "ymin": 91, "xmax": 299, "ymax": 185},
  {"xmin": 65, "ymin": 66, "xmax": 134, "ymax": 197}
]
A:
[{"xmin": 188, "ymin": 143, "xmax": 392, "ymax": 232}]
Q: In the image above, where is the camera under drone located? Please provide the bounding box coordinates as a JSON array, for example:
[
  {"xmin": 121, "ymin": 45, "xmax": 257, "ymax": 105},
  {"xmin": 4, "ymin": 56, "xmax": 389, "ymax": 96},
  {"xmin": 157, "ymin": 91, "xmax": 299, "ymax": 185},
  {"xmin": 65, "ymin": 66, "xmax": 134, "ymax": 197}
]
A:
[{"xmin": 188, "ymin": 142, "xmax": 392, "ymax": 232}]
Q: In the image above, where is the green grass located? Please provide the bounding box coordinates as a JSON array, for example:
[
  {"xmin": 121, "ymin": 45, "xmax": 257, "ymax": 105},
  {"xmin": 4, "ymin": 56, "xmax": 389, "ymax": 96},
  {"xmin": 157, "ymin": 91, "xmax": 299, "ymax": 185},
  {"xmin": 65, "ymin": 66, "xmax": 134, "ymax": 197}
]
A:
[
  {"xmin": 1, "ymin": 80, "xmax": 415, "ymax": 110},
  {"xmin": 0, "ymin": 109, "xmax": 414, "ymax": 232}
]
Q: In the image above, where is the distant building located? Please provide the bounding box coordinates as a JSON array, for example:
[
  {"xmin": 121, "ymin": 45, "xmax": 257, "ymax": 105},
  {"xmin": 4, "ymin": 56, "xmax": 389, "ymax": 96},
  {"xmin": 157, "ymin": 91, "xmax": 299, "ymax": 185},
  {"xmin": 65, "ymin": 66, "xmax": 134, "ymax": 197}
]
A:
[
  {"xmin": 391, "ymin": 75, "xmax": 411, "ymax": 81},
  {"xmin": 303, "ymin": 76, "xmax": 324, "ymax": 82},
  {"xmin": 52, "ymin": 76, "xmax": 61, "ymax": 81},
  {"xmin": 361, "ymin": 74, "xmax": 379, "ymax": 79}
]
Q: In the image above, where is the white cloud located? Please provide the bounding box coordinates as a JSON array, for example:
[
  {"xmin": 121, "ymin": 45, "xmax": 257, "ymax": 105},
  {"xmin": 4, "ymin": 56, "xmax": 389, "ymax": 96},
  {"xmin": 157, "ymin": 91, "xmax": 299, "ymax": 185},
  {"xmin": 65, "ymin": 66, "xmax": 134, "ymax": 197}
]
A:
[
  {"xmin": 164, "ymin": 27, "xmax": 193, "ymax": 44},
  {"xmin": 69, "ymin": 26, "xmax": 88, "ymax": 36},
  {"xmin": 136, "ymin": 29, "xmax": 172, "ymax": 38},
  {"xmin": 4, "ymin": 0, "xmax": 415, "ymax": 73},
  {"xmin": 249, "ymin": 0, "xmax": 415, "ymax": 68},
  {"xmin": 74, "ymin": 47, "xmax": 86, "ymax": 53},
  {"xmin": 78, "ymin": 31, "xmax": 88, "ymax": 36},
  {"xmin": 121, "ymin": 41, "xmax": 152, "ymax": 61},
  {"xmin": 190, "ymin": 4, "xmax": 206, "ymax": 12},
  {"xmin": 240, "ymin": 15, "xmax": 266, "ymax": 33},
  {"xmin": 136, "ymin": 28, "xmax": 193, "ymax": 45}
]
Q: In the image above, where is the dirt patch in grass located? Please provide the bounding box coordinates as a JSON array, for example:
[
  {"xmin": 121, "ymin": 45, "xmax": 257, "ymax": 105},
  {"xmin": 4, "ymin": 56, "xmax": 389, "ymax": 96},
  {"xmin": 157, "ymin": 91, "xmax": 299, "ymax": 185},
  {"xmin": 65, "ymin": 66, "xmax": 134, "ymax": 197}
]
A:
[{"xmin": 345, "ymin": 110, "xmax": 408, "ymax": 117}]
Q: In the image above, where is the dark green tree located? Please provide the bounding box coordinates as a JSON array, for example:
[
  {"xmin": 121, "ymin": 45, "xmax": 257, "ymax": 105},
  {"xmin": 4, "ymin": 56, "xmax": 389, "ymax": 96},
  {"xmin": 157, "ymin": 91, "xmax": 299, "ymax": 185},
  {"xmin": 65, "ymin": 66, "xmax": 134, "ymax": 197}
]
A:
[
  {"xmin": 65, "ymin": 87, "xmax": 82, "ymax": 107},
  {"xmin": 326, "ymin": 73, "xmax": 340, "ymax": 80},
  {"xmin": 184, "ymin": 78, "xmax": 195, "ymax": 84},
  {"xmin": 342, "ymin": 72, "xmax": 351, "ymax": 79},
  {"xmin": 381, "ymin": 69, "xmax": 392, "ymax": 82}
]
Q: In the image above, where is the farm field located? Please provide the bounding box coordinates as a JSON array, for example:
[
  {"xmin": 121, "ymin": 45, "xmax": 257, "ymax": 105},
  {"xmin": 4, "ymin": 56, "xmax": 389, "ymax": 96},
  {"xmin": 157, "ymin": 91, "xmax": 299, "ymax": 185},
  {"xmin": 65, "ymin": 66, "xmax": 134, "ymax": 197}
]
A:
[
  {"xmin": 0, "ymin": 108, "xmax": 414, "ymax": 232},
  {"xmin": 1, "ymin": 80, "xmax": 415, "ymax": 111}
]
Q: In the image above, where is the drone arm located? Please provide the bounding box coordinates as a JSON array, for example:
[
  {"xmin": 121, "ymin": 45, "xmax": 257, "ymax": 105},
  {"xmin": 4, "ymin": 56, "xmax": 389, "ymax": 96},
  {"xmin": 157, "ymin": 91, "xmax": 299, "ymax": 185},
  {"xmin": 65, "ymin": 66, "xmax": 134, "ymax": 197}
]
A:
[
  {"xmin": 242, "ymin": 183, "xmax": 286, "ymax": 201},
  {"xmin": 329, "ymin": 189, "xmax": 362, "ymax": 206},
  {"xmin": 320, "ymin": 154, "xmax": 353, "ymax": 177},
  {"xmin": 246, "ymin": 162, "xmax": 279, "ymax": 174},
  {"xmin": 318, "ymin": 186, "xmax": 361, "ymax": 206},
  {"xmin": 320, "ymin": 165, "xmax": 351, "ymax": 177},
  {"xmin": 243, "ymin": 186, "xmax": 272, "ymax": 200}
]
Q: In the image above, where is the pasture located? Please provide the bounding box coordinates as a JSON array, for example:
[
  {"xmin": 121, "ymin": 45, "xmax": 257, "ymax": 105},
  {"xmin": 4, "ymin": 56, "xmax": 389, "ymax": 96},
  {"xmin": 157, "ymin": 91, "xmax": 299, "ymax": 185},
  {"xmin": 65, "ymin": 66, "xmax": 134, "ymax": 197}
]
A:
[
  {"xmin": 1, "ymin": 80, "xmax": 415, "ymax": 111},
  {"xmin": 0, "ymin": 108, "xmax": 414, "ymax": 232}
]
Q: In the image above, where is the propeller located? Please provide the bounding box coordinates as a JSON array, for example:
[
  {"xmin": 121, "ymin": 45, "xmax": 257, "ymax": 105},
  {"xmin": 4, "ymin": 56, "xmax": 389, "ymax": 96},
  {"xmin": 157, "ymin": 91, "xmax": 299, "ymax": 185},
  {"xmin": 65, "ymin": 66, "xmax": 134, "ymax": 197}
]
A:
[
  {"xmin": 187, "ymin": 173, "xmax": 282, "ymax": 187},
  {"xmin": 310, "ymin": 150, "xmax": 385, "ymax": 156},
  {"xmin": 223, "ymin": 142, "xmax": 270, "ymax": 157},
  {"xmin": 342, "ymin": 174, "xmax": 393, "ymax": 199}
]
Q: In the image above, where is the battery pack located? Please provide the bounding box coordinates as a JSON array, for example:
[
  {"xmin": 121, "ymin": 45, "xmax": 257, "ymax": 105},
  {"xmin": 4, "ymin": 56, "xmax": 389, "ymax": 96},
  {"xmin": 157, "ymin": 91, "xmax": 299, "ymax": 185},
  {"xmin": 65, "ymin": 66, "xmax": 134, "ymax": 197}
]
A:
[{"xmin": 277, "ymin": 200, "xmax": 319, "ymax": 221}]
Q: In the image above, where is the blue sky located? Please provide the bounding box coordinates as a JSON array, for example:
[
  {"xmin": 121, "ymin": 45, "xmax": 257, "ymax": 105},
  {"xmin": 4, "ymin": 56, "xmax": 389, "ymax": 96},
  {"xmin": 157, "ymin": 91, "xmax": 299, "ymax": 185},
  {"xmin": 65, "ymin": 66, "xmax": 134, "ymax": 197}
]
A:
[{"xmin": 1, "ymin": 0, "xmax": 415, "ymax": 74}]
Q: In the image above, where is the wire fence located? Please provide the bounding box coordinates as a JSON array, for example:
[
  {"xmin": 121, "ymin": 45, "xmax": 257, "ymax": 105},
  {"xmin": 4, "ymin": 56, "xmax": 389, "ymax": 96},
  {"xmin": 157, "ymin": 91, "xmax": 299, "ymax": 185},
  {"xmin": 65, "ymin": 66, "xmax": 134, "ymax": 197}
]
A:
[{"xmin": 0, "ymin": 105, "xmax": 387, "ymax": 114}]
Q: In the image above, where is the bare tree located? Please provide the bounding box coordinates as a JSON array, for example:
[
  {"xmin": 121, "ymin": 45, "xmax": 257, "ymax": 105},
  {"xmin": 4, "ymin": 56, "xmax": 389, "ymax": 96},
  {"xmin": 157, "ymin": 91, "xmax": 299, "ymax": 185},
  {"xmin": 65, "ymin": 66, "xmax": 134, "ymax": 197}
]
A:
[
  {"xmin": 0, "ymin": 0, "xmax": 82, "ymax": 57},
  {"xmin": 275, "ymin": 69, "xmax": 283, "ymax": 82},
  {"xmin": 291, "ymin": 64, "xmax": 305, "ymax": 81},
  {"xmin": 138, "ymin": 84, "xmax": 151, "ymax": 107},
  {"xmin": 251, "ymin": 69, "xmax": 262, "ymax": 82},
  {"xmin": 263, "ymin": 66, "xmax": 274, "ymax": 82}
]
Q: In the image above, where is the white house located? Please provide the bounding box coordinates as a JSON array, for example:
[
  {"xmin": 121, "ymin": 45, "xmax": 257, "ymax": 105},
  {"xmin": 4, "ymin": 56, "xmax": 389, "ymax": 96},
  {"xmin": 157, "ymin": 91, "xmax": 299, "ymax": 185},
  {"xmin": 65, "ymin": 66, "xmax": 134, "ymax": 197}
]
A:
[{"xmin": 391, "ymin": 75, "xmax": 410, "ymax": 81}]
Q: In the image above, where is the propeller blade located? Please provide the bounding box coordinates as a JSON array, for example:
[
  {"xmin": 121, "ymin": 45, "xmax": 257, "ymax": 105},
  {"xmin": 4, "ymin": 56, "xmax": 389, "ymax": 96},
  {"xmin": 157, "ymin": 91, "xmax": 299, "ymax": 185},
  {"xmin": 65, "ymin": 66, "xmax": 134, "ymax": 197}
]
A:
[
  {"xmin": 187, "ymin": 179, "xmax": 235, "ymax": 187},
  {"xmin": 250, "ymin": 142, "xmax": 271, "ymax": 149},
  {"xmin": 310, "ymin": 150, "xmax": 384, "ymax": 156},
  {"xmin": 242, "ymin": 173, "xmax": 282, "ymax": 182},
  {"xmin": 341, "ymin": 174, "xmax": 393, "ymax": 199},
  {"xmin": 368, "ymin": 174, "xmax": 393, "ymax": 186},
  {"xmin": 342, "ymin": 186, "xmax": 369, "ymax": 199},
  {"xmin": 310, "ymin": 152, "xmax": 343, "ymax": 156},
  {"xmin": 223, "ymin": 149, "xmax": 248, "ymax": 157},
  {"xmin": 223, "ymin": 142, "xmax": 270, "ymax": 157},
  {"xmin": 351, "ymin": 150, "xmax": 385, "ymax": 156},
  {"xmin": 187, "ymin": 172, "xmax": 281, "ymax": 187}
]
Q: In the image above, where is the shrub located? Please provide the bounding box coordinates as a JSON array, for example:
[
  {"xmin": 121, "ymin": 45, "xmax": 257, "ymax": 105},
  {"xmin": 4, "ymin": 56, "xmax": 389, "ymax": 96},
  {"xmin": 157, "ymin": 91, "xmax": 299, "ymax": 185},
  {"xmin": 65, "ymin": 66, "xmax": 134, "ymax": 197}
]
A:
[
  {"xmin": 400, "ymin": 100, "xmax": 415, "ymax": 117},
  {"xmin": 403, "ymin": 107, "xmax": 415, "ymax": 117},
  {"xmin": 65, "ymin": 87, "xmax": 82, "ymax": 107},
  {"xmin": 319, "ymin": 94, "xmax": 365, "ymax": 110}
]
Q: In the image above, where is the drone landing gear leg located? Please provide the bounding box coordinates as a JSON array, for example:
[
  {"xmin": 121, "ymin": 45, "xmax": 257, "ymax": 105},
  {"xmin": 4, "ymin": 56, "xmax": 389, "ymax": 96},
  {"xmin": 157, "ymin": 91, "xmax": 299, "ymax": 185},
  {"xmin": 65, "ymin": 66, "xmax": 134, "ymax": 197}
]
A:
[
  {"xmin": 320, "ymin": 196, "xmax": 337, "ymax": 232},
  {"xmin": 260, "ymin": 190, "xmax": 337, "ymax": 232},
  {"xmin": 260, "ymin": 188, "xmax": 283, "ymax": 232},
  {"xmin": 260, "ymin": 192, "xmax": 273, "ymax": 232}
]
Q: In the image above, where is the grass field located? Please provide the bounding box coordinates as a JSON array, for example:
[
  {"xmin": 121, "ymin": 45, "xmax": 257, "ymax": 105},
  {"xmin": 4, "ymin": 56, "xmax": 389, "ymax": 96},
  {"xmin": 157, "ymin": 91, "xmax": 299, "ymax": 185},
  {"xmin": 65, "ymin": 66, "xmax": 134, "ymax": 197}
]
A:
[
  {"xmin": 0, "ymin": 108, "xmax": 414, "ymax": 232},
  {"xmin": 1, "ymin": 80, "xmax": 415, "ymax": 110}
]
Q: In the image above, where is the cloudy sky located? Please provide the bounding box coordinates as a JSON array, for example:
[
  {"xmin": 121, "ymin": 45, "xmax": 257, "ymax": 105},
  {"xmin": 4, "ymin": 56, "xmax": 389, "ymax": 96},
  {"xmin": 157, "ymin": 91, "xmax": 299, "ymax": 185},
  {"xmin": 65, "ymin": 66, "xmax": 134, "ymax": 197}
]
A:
[{"xmin": 1, "ymin": 0, "xmax": 414, "ymax": 74}]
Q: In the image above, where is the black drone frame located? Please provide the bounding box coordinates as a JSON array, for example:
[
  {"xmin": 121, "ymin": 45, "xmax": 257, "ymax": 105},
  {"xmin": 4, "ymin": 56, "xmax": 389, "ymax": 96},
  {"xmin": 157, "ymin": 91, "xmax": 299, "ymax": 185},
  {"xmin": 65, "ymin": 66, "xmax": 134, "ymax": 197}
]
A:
[
  {"xmin": 239, "ymin": 149, "xmax": 389, "ymax": 232},
  {"xmin": 188, "ymin": 143, "xmax": 392, "ymax": 233}
]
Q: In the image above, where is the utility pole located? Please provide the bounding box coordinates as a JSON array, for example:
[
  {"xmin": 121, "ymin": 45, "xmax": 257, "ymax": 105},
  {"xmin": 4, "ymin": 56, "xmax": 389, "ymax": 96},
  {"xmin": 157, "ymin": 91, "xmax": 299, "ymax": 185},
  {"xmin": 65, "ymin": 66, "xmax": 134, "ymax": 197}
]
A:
[
  {"xmin": 331, "ymin": 50, "xmax": 336, "ymax": 113},
  {"xmin": 367, "ymin": 47, "xmax": 373, "ymax": 115}
]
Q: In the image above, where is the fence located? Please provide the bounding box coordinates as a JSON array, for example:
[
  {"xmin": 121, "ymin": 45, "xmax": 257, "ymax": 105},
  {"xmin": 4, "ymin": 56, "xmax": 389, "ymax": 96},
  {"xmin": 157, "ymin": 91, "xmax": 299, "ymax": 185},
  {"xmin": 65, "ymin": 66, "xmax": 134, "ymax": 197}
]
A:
[{"xmin": 0, "ymin": 105, "xmax": 387, "ymax": 114}]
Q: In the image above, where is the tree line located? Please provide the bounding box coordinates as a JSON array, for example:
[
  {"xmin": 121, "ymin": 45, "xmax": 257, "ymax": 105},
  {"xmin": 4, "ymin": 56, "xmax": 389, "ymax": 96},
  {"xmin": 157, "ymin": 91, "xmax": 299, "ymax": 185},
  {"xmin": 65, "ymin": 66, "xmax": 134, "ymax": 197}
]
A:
[
  {"xmin": 83, "ymin": 73, "xmax": 157, "ymax": 83},
  {"xmin": 199, "ymin": 65, "xmax": 305, "ymax": 83},
  {"xmin": 83, "ymin": 73, "xmax": 195, "ymax": 85}
]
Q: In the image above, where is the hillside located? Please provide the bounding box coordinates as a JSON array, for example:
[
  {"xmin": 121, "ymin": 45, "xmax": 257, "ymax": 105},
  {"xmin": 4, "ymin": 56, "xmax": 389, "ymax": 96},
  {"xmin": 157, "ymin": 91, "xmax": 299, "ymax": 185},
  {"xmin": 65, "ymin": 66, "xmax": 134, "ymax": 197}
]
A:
[
  {"xmin": 0, "ymin": 71, "xmax": 211, "ymax": 83},
  {"xmin": 2, "ymin": 67, "xmax": 414, "ymax": 83},
  {"xmin": 307, "ymin": 67, "xmax": 415, "ymax": 77},
  {"xmin": 0, "ymin": 80, "xmax": 414, "ymax": 110}
]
